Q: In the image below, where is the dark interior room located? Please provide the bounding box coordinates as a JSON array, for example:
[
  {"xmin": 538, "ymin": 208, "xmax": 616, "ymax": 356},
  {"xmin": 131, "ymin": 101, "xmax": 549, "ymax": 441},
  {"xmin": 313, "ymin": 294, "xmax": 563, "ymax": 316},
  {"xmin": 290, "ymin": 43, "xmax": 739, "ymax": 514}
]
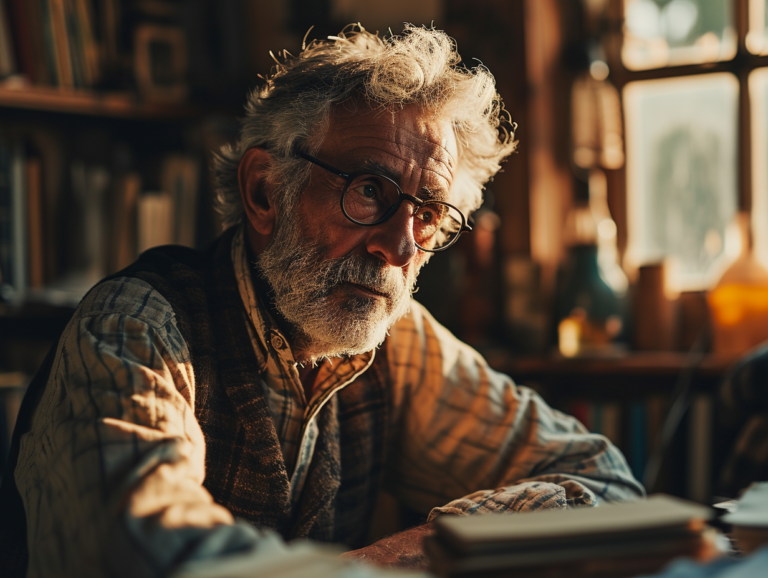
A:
[{"xmin": 2, "ymin": 1, "xmax": 768, "ymax": 576}]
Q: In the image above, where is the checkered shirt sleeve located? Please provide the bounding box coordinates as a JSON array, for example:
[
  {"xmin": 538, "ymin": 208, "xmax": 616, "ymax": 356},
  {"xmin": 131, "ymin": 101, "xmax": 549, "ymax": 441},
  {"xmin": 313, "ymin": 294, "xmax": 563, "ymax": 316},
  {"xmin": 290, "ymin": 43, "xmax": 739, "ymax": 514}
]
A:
[{"xmin": 384, "ymin": 301, "xmax": 645, "ymax": 519}]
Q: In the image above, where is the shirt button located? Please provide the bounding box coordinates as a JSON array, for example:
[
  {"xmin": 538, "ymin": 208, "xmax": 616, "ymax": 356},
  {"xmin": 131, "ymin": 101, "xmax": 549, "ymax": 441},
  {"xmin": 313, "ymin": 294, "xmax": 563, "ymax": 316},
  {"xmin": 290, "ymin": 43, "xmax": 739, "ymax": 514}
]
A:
[{"xmin": 270, "ymin": 331, "xmax": 285, "ymax": 350}]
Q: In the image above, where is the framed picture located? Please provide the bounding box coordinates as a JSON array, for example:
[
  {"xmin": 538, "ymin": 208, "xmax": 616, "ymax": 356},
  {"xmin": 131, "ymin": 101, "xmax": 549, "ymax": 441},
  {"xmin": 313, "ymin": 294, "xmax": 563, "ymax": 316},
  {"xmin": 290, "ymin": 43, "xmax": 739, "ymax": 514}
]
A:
[{"xmin": 134, "ymin": 24, "xmax": 188, "ymax": 103}]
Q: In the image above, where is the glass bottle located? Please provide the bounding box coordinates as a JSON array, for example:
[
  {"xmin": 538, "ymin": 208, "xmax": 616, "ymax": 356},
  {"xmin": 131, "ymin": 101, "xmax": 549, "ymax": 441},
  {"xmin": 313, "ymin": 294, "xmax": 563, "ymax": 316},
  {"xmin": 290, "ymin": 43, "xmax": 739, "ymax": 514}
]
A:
[
  {"xmin": 556, "ymin": 169, "xmax": 629, "ymax": 357},
  {"xmin": 707, "ymin": 212, "xmax": 768, "ymax": 358}
]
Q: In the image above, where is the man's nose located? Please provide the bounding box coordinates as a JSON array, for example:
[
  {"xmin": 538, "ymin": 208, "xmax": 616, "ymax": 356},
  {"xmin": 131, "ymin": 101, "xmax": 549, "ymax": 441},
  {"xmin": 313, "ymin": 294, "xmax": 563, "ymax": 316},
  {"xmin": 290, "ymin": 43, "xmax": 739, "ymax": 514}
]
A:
[{"xmin": 365, "ymin": 204, "xmax": 419, "ymax": 268}]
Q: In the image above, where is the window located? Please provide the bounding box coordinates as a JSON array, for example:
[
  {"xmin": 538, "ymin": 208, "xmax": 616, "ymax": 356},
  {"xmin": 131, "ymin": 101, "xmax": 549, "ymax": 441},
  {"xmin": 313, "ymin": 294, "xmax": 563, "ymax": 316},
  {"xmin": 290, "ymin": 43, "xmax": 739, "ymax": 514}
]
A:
[
  {"xmin": 606, "ymin": 0, "xmax": 768, "ymax": 289},
  {"xmin": 624, "ymin": 73, "xmax": 739, "ymax": 289},
  {"xmin": 623, "ymin": 0, "xmax": 735, "ymax": 69}
]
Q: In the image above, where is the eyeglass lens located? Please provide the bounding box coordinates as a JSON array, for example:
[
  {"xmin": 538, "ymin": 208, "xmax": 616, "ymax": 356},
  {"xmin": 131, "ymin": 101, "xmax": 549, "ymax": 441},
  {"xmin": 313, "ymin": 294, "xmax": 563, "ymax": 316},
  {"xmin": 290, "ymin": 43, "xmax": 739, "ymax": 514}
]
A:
[{"xmin": 343, "ymin": 174, "xmax": 463, "ymax": 250}]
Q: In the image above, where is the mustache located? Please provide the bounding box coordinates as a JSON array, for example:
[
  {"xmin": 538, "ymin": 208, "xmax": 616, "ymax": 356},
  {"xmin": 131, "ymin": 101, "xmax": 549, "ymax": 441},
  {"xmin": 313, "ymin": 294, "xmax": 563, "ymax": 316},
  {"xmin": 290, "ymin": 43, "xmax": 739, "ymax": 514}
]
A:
[{"xmin": 319, "ymin": 252, "xmax": 408, "ymax": 300}]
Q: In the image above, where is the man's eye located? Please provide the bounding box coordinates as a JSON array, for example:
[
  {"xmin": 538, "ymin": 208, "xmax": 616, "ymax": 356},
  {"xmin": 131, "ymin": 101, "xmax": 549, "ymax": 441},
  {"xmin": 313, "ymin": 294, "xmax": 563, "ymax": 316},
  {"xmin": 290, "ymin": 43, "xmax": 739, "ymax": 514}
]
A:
[
  {"xmin": 352, "ymin": 183, "xmax": 381, "ymax": 200},
  {"xmin": 417, "ymin": 205, "xmax": 445, "ymax": 224},
  {"xmin": 417, "ymin": 209, "xmax": 435, "ymax": 223}
]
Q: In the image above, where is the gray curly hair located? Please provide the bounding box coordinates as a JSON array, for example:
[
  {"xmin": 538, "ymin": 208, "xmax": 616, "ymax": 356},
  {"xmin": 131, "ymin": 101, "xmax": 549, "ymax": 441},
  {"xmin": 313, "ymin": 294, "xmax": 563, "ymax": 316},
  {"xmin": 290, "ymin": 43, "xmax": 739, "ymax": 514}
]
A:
[{"xmin": 212, "ymin": 24, "xmax": 517, "ymax": 229}]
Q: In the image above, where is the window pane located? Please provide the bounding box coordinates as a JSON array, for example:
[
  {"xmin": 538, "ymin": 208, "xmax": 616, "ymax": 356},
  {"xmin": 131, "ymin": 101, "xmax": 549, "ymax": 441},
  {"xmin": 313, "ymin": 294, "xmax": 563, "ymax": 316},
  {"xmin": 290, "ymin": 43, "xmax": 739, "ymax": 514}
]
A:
[
  {"xmin": 624, "ymin": 73, "xmax": 739, "ymax": 290},
  {"xmin": 751, "ymin": 68, "xmax": 768, "ymax": 266},
  {"xmin": 622, "ymin": 0, "xmax": 736, "ymax": 70},
  {"xmin": 748, "ymin": 0, "xmax": 768, "ymax": 54}
]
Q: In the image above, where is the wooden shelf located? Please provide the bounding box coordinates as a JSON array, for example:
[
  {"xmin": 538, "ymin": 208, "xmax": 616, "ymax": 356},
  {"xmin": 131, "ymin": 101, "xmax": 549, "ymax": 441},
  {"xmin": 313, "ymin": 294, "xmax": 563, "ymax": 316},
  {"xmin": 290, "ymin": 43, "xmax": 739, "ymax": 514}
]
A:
[
  {"xmin": 0, "ymin": 85, "xmax": 201, "ymax": 120},
  {"xmin": 485, "ymin": 350, "xmax": 734, "ymax": 395}
]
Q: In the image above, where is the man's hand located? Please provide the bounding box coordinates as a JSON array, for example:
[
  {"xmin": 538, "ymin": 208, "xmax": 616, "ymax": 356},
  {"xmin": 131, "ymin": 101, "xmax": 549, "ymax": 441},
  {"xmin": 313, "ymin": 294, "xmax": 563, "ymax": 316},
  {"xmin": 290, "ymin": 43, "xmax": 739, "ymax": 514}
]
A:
[{"xmin": 338, "ymin": 522, "xmax": 435, "ymax": 570}]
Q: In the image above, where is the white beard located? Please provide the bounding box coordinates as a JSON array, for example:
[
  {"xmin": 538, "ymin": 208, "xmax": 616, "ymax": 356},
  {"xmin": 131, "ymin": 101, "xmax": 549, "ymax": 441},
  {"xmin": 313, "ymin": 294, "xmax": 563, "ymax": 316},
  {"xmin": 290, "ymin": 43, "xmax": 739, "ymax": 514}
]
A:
[{"xmin": 256, "ymin": 213, "xmax": 418, "ymax": 364}]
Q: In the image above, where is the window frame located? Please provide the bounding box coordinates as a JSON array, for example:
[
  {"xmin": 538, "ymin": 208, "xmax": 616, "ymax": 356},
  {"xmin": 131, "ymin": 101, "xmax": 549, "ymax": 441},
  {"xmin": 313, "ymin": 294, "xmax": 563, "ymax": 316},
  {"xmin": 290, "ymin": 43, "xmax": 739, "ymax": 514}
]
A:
[{"xmin": 602, "ymin": 0, "xmax": 767, "ymax": 272}]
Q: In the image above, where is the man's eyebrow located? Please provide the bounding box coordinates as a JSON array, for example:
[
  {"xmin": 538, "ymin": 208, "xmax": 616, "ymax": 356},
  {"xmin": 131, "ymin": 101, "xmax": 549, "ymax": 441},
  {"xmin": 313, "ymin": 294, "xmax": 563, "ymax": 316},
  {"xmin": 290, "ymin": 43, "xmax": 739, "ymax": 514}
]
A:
[
  {"xmin": 358, "ymin": 159, "xmax": 450, "ymax": 200},
  {"xmin": 418, "ymin": 186, "xmax": 448, "ymax": 201},
  {"xmin": 358, "ymin": 159, "xmax": 400, "ymax": 181}
]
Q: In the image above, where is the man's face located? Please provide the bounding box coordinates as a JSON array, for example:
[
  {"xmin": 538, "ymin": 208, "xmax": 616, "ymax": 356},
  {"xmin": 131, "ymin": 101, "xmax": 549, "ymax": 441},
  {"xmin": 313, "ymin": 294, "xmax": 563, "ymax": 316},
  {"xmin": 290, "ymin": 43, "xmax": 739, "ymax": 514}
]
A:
[{"xmin": 257, "ymin": 104, "xmax": 459, "ymax": 364}]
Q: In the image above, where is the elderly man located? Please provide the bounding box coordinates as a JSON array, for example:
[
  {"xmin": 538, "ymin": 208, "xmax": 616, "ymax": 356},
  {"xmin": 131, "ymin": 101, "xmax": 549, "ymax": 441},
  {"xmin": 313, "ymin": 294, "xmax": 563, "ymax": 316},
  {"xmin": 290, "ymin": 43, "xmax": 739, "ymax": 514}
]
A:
[{"xmin": 0, "ymin": 25, "xmax": 643, "ymax": 577}]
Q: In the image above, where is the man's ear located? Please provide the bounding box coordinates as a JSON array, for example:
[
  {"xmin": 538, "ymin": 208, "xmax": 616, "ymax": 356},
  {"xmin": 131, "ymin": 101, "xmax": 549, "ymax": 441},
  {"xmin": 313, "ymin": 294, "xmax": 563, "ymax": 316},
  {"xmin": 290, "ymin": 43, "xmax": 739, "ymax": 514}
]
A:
[{"xmin": 238, "ymin": 147, "xmax": 277, "ymax": 236}]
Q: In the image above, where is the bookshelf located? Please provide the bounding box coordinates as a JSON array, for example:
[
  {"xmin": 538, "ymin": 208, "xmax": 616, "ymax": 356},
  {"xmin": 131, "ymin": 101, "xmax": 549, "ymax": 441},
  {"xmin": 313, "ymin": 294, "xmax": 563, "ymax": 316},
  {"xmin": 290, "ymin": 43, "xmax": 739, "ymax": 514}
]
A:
[
  {"xmin": 0, "ymin": 85, "xmax": 201, "ymax": 119},
  {"xmin": 487, "ymin": 351, "xmax": 732, "ymax": 504},
  {"xmin": 489, "ymin": 352, "xmax": 729, "ymax": 393},
  {"xmin": 0, "ymin": 2, "xmax": 246, "ymax": 362}
]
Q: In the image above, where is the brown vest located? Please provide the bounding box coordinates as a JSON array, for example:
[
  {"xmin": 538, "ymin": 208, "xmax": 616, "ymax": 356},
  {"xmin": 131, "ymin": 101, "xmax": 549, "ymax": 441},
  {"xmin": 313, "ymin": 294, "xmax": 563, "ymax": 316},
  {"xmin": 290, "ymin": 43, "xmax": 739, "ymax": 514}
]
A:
[{"xmin": 0, "ymin": 228, "xmax": 391, "ymax": 576}]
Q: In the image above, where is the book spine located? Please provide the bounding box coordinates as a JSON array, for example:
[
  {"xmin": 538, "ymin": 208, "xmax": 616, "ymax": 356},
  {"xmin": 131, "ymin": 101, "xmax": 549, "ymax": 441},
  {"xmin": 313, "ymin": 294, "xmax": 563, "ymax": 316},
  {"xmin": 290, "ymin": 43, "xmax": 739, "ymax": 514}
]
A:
[
  {"xmin": 10, "ymin": 141, "xmax": 27, "ymax": 299},
  {"xmin": 645, "ymin": 394, "xmax": 666, "ymax": 463},
  {"xmin": 26, "ymin": 157, "xmax": 44, "ymax": 289},
  {"xmin": 110, "ymin": 172, "xmax": 141, "ymax": 272},
  {"xmin": 687, "ymin": 393, "xmax": 712, "ymax": 503},
  {"xmin": 47, "ymin": 0, "xmax": 74, "ymax": 88},
  {"xmin": 62, "ymin": 0, "xmax": 85, "ymax": 87},
  {"xmin": 73, "ymin": 0, "xmax": 98, "ymax": 85},
  {"xmin": 7, "ymin": 0, "xmax": 34, "ymax": 81},
  {"xmin": 38, "ymin": 0, "xmax": 60, "ymax": 85},
  {"xmin": 601, "ymin": 401, "xmax": 621, "ymax": 447},
  {"xmin": 629, "ymin": 401, "xmax": 646, "ymax": 482},
  {"xmin": 19, "ymin": 0, "xmax": 51, "ymax": 85},
  {"xmin": 0, "ymin": 0, "xmax": 18, "ymax": 77},
  {"xmin": 137, "ymin": 191, "xmax": 174, "ymax": 254},
  {"xmin": 0, "ymin": 137, "xmax": 12, "ymax": 294},
  {"xmin": 591, "ymin": 401, "xmax": 602, "ymax": 435},
  {"xmin": 161, "ymin": 155, "xmax": 200, "ymax": 248},
  {"xmin": 570, "ymin": 400, "xmax": 592, "ymax": 432}
]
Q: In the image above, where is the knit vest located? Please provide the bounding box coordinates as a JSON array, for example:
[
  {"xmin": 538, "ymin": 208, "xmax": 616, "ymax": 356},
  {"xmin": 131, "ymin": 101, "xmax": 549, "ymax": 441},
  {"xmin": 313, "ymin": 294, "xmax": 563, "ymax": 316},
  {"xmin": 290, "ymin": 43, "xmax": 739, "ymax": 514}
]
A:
[{"xmin": 0, "ymin": 228, "xmax": 390, "ymax": 576}]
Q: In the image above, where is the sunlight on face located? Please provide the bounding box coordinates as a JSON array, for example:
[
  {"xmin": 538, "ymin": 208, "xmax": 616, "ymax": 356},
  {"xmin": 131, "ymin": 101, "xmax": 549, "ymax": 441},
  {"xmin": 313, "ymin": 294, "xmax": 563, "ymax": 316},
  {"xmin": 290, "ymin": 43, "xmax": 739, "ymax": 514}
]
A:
[{"xmin": 256, "ymin": 211, "xmax": 420, "ymax": 364}]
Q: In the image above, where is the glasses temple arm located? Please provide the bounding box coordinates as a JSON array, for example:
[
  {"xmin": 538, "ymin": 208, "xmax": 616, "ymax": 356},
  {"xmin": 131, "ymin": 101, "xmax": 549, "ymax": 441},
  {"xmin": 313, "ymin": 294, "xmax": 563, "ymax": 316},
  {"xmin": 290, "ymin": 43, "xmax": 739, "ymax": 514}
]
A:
[{"xmin": 296, "ymin": 151, "xmax": 350, "ymax": 179}]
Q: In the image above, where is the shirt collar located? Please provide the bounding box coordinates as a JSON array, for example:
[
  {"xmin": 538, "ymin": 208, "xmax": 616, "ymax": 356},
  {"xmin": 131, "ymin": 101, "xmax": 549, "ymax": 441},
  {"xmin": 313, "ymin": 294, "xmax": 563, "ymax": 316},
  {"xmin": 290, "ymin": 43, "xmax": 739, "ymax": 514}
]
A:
[{"xmin": 230, "ymin": 224, "xmax": 374, "ymax": 399}]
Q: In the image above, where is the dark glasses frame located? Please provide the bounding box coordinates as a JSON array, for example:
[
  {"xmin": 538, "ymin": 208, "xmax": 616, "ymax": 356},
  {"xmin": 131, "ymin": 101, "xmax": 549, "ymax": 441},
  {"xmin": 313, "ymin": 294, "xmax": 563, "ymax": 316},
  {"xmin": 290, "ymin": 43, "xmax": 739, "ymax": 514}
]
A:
[{"xmin": 296, "ymin": 151, "xmax": 472, "ymax": 252}]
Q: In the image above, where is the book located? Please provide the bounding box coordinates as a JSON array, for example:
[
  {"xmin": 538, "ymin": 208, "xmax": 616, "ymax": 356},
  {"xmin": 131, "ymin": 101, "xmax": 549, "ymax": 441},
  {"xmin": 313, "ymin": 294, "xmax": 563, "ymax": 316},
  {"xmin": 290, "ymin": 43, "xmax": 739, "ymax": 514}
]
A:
[
  {"xmin": 645, "ymin": 394, "xmax": 667, "ymax": 461},
  {"xmin": 9, "ymin": 140, "xmax": 27, "ymax": 300},
  {"xmin": 570, "ymin": 400, "xmax": 591, "ymax": 431},
  {"xmin": 591, "ymin": 401, "xmax": 602, "ymax": 434},
  {"xmin": 137, "ymin": 191, "xmax": 173, "ymax": 254},
  {"xmin": 630, "ymin": 400, "xmax": 647, "ymax": 481},
  {"xmin": 425, "ymin": 532, "xmax": 704, "ymax": 578},
  {"xmin": 99, "ymin": 0, "xmax": 121, "ymax": 75},
  {"xmin": 0, "ymin": 141, "xmax": 30, "ymax": 301},
  {"xmin": 428, "ymin": 495, "xmax": 712, "ymax": 577},
  {"xmin": 600, "ymin": 401, "xmax": 621, "ymax": 446},
  {"xmin": 432, "ymin": 495, "xmax": 710, "ymax": 555},
  {"xmin": 0, "ymin": 0, "xmax": 17, "ymax": 78},
  {"xmin": 160, "ymin": 154, "xmax": 199, "ymax": 247},
  {"xmin": 73, "ymin": 0, "xmax": 99, "ymax": 85},
  {"xmin": 47, "ymin": 0, "xmax": 74, "ymax": 88},
  {"xmin": 38, "ymin": 0, "xmax": 61, "ymax": 85},
  {"xmin": 687, "ymin": 393, "xmax": 712, "ymax": 504},
  {"xmin": 0, "ymin": 137, "xmax": 12, "ymax": 295},
  {"xmin": 26, "ymin": 157, "xmax": 44, "ymax": 290},
  {"xmin": 109, "ymin": 171, "xmax": 141, "ymax": 272},
  {"xmin": 62, "ymin": 0, "xmax": 85, "ymax": 87},
  {"xmin": 7, "ymin": 0, "xmax": 41, "ymax": 83},
  {"xmin": 69, "ymin": 161, "xmax": 110, "ymax": 284},
  {"xmin": 25, "ymin": 127, "xmax": 65, "ymax": 284}
]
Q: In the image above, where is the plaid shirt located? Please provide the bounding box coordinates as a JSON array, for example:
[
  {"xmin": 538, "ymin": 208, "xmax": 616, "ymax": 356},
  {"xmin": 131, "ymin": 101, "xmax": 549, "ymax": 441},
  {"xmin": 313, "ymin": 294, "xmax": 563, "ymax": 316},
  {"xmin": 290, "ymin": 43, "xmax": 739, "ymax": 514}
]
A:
[{"xmin": 14, "ymin": 226, "xmax": 643, "ymax": 577}]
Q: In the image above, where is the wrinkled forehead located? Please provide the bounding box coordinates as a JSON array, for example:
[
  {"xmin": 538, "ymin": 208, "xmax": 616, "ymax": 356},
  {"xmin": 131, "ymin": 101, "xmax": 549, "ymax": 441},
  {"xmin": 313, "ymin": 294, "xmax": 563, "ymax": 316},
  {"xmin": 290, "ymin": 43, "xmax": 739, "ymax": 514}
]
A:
[{"xmin": 323, "ymin": 103, "xmax": 459, "ymax": 183}]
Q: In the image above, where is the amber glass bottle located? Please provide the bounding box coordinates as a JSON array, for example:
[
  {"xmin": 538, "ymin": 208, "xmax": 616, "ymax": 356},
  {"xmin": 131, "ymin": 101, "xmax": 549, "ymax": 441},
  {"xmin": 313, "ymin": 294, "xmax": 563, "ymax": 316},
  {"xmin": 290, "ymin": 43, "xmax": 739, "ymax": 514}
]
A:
[{"xmin": 707, "ymin": 212, "xmax": 768, "ymax": 358}]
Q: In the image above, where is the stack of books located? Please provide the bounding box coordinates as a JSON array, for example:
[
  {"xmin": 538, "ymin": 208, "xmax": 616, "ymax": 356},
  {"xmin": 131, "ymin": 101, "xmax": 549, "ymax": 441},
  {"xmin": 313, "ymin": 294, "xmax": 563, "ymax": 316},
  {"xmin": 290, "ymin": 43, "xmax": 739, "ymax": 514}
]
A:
[{"xmin": 425, "ymin": 495, "xmax": 713, "ymax": 578}]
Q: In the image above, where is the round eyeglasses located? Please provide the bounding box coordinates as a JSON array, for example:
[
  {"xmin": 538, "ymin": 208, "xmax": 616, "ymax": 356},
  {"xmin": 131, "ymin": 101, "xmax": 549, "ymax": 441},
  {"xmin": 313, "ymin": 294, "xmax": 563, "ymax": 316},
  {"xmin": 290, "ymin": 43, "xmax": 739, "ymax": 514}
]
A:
[{"xmin": 296, "ymin": 151, "xmax": 472, "ymax": 252}]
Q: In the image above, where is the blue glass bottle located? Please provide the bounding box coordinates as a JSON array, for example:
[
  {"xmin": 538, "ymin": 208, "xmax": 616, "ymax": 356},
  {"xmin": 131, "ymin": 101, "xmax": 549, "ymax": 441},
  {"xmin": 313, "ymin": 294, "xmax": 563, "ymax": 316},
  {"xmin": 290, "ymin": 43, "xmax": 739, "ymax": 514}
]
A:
[{"xmin": 555, "ymin": 170, "xmax": 629, "ymax": 356}]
